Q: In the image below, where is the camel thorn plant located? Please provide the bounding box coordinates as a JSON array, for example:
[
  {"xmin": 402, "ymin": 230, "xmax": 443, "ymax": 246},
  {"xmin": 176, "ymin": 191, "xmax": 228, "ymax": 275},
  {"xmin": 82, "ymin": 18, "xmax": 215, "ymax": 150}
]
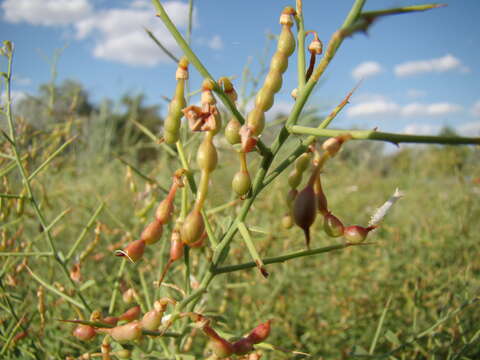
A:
[{"xmin": 1, "ymin": 0, "xmax": 480, "ymax": 358}]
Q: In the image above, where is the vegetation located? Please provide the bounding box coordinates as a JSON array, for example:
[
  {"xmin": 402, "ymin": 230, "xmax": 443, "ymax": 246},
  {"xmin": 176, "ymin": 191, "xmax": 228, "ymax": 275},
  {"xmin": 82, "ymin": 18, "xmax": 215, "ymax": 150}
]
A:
[{"xmin": 1, "ymin": 1, "xmax": 479, "ymax": 359}]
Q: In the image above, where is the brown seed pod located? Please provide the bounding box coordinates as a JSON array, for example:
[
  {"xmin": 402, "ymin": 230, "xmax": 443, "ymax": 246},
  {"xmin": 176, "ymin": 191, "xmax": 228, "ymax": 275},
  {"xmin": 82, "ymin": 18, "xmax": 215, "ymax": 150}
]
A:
[
  {"xmin": 292, "ymin": 182, "xmax": 317, "ymax": 248},
  {"xmin": 115, "ymin": 239, "xmax": 146, "ymax": 263},
  {"xmin": 344, "ymin": 225, "xmax": 377, "ymax": 243},
  {"xmin": 247, "ymin": 320, "xmax": 271, "ymax": 344},
  {"xmin": 73, "ymin": 325, "xmax": 96, "ymax": 341},
  {"xmin": 102, "ymin": 321, "xmax": 143, "ymax": 343},
  {"xmin": 119, "ymin": 305, "xmax": 141, "ymax": 322},
  {"xmin": 140, "ymin": 220, "xmax": 163, "ymax": 245},
  {"xmin": 232, "ymin": 338, "xmax": 254, "ymax": 356}
]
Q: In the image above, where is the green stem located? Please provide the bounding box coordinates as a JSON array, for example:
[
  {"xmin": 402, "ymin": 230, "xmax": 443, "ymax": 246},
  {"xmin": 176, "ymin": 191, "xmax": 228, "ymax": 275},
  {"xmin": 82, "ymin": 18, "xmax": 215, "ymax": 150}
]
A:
[
  {"xmin": 65, "ymin": 202, "xmax": 105, "ymax": 261},
  {"xmin": 295, "ymin": 0, "xmax": 306, "ymax": 89},
  {"xmin": 289, "ymin": 126, "xmax": 480, "ymax": 145},
  {"xmin": 213, "ymin": 243, "xmax": 369, "ymax": 274},
  {"xmin": 109, "ymin": 257, "xmax": 126, "ymax": 314},
  {"xmin": 3, "ymin": 46, "xmax": 91, "ymax": 313},
  {"xmin": 237, "ymin": 222, "xmax": 267, "ymax": 277}
]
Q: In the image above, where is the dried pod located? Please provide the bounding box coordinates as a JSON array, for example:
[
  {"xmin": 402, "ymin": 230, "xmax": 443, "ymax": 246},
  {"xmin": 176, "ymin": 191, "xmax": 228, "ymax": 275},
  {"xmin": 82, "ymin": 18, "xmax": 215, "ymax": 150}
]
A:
[
  {"xmin": 73, "ymin": 325, "xmax": 96, "ymax": 341},
  {"xmin": 116, "ymin": 239, "xmax": 146, "ymax": 263},
  {"xmin": 232, "ymin": 337, "xmax": 255, "ymax": 355},
  {"xmin": 225, "ymin": 118, "xmax": 241, "ymax": 144},
  {"xmin": 140, "ymin": 220, "xmax": 163, "ymax": 245},
  {"xmin": 247, "ymin": 320, "xmax": 271, "ymax": 344},
  {"xmin": 119, "ymin": 305, "xmax": 141, "ymax": 322},
  {"xmin": 232, "ymin": 171, "xmax": 251, "ymax": 196},
  {"xmin": 292, "ymin": 182, "xmax": 317, "ymax": 248},
  {"xmin": 323, "ymin": 213, "xmax": 344, "ymax": 237},
  {"xmin": 344, "ymin": 225, "xmax": 377, "ymax": 243},
  {"xmin": 181, "ymin": 210, "xmax": 205, "ymax": 245}
]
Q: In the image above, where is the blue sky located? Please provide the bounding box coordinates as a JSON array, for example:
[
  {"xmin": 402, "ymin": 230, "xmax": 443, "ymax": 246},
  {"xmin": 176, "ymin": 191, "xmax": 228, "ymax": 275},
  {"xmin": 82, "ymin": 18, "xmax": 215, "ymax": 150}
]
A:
[{"xmin": 1, "ymin": 0, "xmax": 479, "ymax": 136}]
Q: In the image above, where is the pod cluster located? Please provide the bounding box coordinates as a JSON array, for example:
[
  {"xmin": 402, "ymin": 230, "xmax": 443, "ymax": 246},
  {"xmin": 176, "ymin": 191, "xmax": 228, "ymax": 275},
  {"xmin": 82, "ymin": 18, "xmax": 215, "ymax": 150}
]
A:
[
  {"xmin": 163, "ymin": 57, "xmax": 189, "ymax": 144},
  {"xmin": 286, "ymin": 136, "xmax": 378, "ymax": 246},
  {"xmin": 240, "ymin": 6, "xmax": 296, "ymax": 152}
]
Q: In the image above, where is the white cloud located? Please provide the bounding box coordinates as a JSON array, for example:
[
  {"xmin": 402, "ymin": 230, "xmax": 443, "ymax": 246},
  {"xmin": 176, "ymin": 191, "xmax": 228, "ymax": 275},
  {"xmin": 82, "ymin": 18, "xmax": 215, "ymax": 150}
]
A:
[
  {"xmin": 347, "ymin": 94, "xmax": 462, "ymax": 119},
  {"xmin": 394, "ymin": 54, "xmax": 468, "ymax": 77},
  {"xmin": 346, "ymin": 98, "xmax": 399, "ymax": 117},
  {"xmin": 1, "ymin": 90, "xmax": 27, "ymax": 105},
  {"xmin": 208, "ymin": 35, "xmax": 223, "ymax": 50},
  {"xmin": 406, "ymin": 89, "xmax": 427, "ymax": 99},
  {"xmin": 403, "ymin": 123, "xmax": 441, "ymax": 135},
  {"xmin": 74, "ymin": 1, "xmax": 193, "ymax": 66},
  {"xmin": 2, "ymin": 0, "xmax": 92, "ymax": 26},
  {"xmin": 401, "ymin": 102, "xmax": 462, "ymax": 117},
  {"xmin": 457, "ymin": 121, "xmax": 480, "ymax": 136},
  {"xmin": 352, "ymin": 61, "xmax": 383, "ymax": 80},
  {"xmin": 471, "ymin": 101, "xmax": 480, "ymax": 117}
]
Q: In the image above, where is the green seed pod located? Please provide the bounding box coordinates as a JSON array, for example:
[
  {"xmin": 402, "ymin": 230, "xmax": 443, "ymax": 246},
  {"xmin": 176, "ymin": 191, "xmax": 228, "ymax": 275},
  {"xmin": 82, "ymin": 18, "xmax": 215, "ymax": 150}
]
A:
[
  {"xmin": 232, "ymin": 171, "xmax": 251, "ymax": 196},
  {"xmin": 254, "ymin": 88, "xmax": 274, "ymax": 112},
  {"xmin": 323, "ymin": 213, "xmax": 344, "ymax": 238},
  {"xmin": 116, "ymin": 349, "xmax": 132, "ymax": 359},
  {"xmin": 295, "ymin": 153, "xmax": 311, "ymax": 173},
  {"xmin": 247, "ymin": 107, "xmax": 266, "ymax": 136},
  {"xmin": 288, "ymin": 169, "xmax": 302, "ymax": 189},
  {"xmin": 264, "ymin": 70, "xmax": 283, "ymax": 94},
  {"xmin": 277, "ymin": 27, "xmax": 295, "ymax": 56},
  {"xmin": 164, "ymin": 130, "xmax": 179, "ymax": 145},
  {"xmin": 286, "ymin": 189, "xmax": 298, "ymax": 209},
  {"xmin": 181, "ymin": 210, "xmax": 205, "ymax": 245},
  {"xmin": 225, "ymin": 118, "xmax": 241, "ymax": 144},
  {"xmin": 270, "ymin": 52, "xmax": 288, "ymax": 74},
  {"xmin": 197, "ymin": 135, "xmax": 218, "ymax": 173}
]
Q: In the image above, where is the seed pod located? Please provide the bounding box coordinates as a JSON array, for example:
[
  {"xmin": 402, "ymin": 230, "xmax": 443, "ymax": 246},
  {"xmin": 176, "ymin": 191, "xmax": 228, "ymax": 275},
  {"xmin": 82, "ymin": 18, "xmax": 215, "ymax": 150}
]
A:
[
  {"xmin": 322, "ymin": 134, "xmax": 352, "ymax": 157},
  {"xmin": 122, "ymin": 288, "xmax": 136, "ymax": 304},
  {"xmin": 270, "ymin": 52, "xmax": 288, "ymax": 74},
  {"xmin": 277, "ymin": 28, "xmax": 295, "ymax": 56},
  {"xmin": 140, "ymin": 220, "xmax": 163, "ymax": 245},
  {"xmin": 295, "ymin": 153, "xmax": 311, "ymax": 173},
  {"xmin": 314, "ymin": 176, "xmax": 329, "ymax": 216},
  {"xmin": 141, "ymin": 309, "xmax": 162, "ymax": 331},
  {"xmin": 116, "ymin": 239, "xmax": 146, "ymax": 263},
  {"xmin": 292, "ymin": 182, "xmax": 317, "ymax": 248},
  {"xmin": 254, "ymin": 88, "xmax": 274, "ymax": 112},
  {"xmin": 108, "ymin": 321, "xmax": 143, "ymax": 343},
  {"xmin": 181, "ymin": 210, "xmax": 205, "ymax": 245},
  {"xmin": 232, "ymin": 338, "xmax": 254, "ymax": 356},
  {"xmin": 102, "ymin": 316, "xmax": 119, "ymax": 326},
  {"xmin": 282, "ymin": 214, "xmax": 293, "ymax": 229},
  {"xmin": 73, "ymin": 325, "xmax": 96, "ymax": 341},
  {"xmin": 203, "ymin": 325, "xmax": 234, "ymax": 358},
  {"xmin": 170, "ymin": 230, "xmax": 184, "ymax": 260},
  {"xmin": 225, "ymin": 118, "xmax": 241, "ymax": 144},
  {"xmin": 264, "ymin": 70, "xmax": 283, "ymax": 94},
  {"xmin": 288, "ymin": 169, "xmax": 302, "ymax": 189},
  {"xmin": 119, "ymin": 305, "xmax": 141, "ymax": 322},
  {"xmin": 343, "ymin": 225, "xmax": 377, "ymax": 243},
  {"xmin": 116, "ymin": 349, "xmax": 132, "ymax": 359},
  {"xmin": 163, "ymin": 130, "xmax": 179, "ymax": 145},
  {"xmin": 323, "ymin": 213, "xmax": 344, "ymax": 237},
  {"xmin": 232, "ymin": 171, "xmax": 251, "ymax": 196},
  {"xmin": 286, "ymin": 189, "xmax": 298, "ymax": 209},
  {"xmin": 197, "ymin": 134, "xmax": 218, "ymax": 173},
  {"xmin": 247, "ymin": 320, "xmax": 271, "ymax": 344}
]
